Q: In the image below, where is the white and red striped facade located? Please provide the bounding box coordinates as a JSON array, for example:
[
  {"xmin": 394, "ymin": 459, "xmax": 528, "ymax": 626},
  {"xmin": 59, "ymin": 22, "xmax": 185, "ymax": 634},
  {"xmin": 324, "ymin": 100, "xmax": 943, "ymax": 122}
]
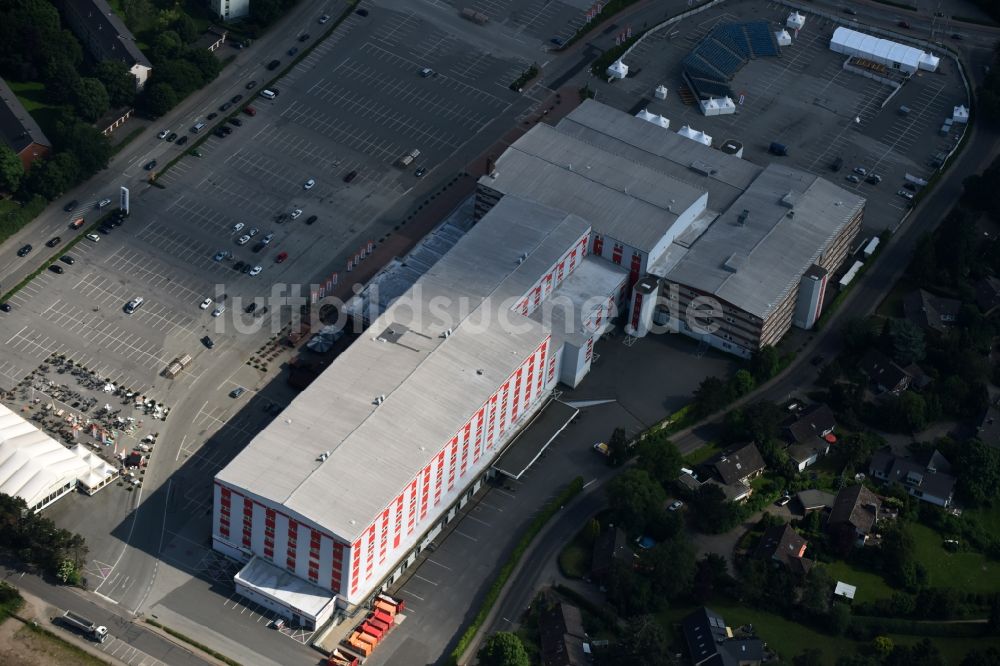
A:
[{"xmin": 212, "ymin": 336, "xmax": 551, "ymax": 611}]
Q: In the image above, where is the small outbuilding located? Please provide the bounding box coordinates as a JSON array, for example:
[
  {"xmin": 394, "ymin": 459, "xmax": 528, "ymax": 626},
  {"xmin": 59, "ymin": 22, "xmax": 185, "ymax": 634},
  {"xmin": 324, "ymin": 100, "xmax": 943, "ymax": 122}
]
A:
[{"xmin": 606, "ymin": 60, "xmax": 628, "ymax": 79}]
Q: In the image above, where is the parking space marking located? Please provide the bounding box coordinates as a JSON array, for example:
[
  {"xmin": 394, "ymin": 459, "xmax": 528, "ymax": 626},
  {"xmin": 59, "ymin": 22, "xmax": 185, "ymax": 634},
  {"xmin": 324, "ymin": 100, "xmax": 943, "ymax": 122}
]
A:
[{"xmin": 304, "ymin": 80, "xmax": 460, "ymax": 151}]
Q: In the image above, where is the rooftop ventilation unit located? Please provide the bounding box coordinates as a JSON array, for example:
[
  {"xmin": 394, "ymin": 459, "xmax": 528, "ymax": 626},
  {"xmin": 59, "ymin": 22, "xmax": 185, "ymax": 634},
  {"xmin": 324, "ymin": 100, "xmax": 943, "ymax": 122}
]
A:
[
  {"xmin": 373, "ymin": 394, "xmax": 385, "ymax": 405},
  {"xmin": 723, "ymin": 253, "xmax": 746, "ymax": 272},
  {"xmin": 440, "ymin": 328, "xmax": 453, "ymax": 338},
  {"xmin": 780, "ymin": 191, "xmax": 798, "ymax": 208},
  {"xmin": 736, "ymin": 209, "xmax": 750, "ymax": 226}
]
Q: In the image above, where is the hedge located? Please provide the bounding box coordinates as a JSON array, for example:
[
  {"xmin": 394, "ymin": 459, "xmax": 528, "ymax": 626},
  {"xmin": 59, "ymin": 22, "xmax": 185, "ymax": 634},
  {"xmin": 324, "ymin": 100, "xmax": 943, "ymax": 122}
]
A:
[
  {"xmin": 0, "ymin": 195, "xmax": 47, "ymax": 246},
  {"xmin": 449, "ymin": 476, "xmax": 585, "ymax": 664},
  {"xmin": 851, "ymin": 615, "xmax": 990, "ymax": 638}
]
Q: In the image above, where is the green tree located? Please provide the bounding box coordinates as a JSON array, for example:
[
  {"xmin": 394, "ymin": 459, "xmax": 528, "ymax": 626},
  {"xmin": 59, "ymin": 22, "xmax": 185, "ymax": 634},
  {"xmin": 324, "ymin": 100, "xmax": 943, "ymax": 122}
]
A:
[
  {"xmin": 647, "ymin": 537, "xmax": 695, "ymax": 601},
  {"xmin": 689, "ymin": 483, "xmax": 741, "ymax": 534},
  {"xmin": 829, "ymin": 602, "xmax": 851, "ymax": 636},
  {"xmin": 121, "ymin": 0, "xmax": 156, "ymax": 29},
  {"xmin": 873, "ymin": 636, "xmax": 895, "ymax": 659},
  {"xmin": 881, "ymin": 523, "xmax": 922, "ymax": 589},
  {"xmin": 21, "ymin": 152, "xmax": 79, "ymax": 200},
  {"xmin": 724, "ymin": 400, "xmax": 784, "ymax": 446},
  {"xmin": 477, "ymin": 632, "xmax": 530, "ymax": 666},
  {"xmin": 692, "ymin": 553, "xmax": 729, "ymax": 602},
  {"xmin": 94, "ymin": 59, "xmax": 137, "ymax": 108},
  {"xmin": 54, "ymin": 119, "xmax": 112, "ymax": 178},
  {"xmin": 42, "ymin": 59, "xmax": 80, "ymax": 104},
  {"xmin": 692, "ymin": 376, "xmax": 733, "ymax": 418},
  {"xmin": 186, "ymin": 48, "xmax": 222, "ymax": 82},
  {"xmin": 894, "ymin": 392, "xmax": 928, "ymax": 432},
  {"xmin": 606, "ymin": 560, "xmax": 655, "ymax": 616},
  {"xmin": 799, "ymin": 565, "xmax": 834, "ymax": 619},
  {"xmin": 139, "ymin": 81, "xmax": 178, "ymax": 118},
  {"xmin": 954, "ymin": 439, "xmax": 1000, "ymax": 506},
  {"xmin": 607, "ymin": 427, "xmax": 630, "ymax": 466},
  {"xmin": 150, "ymin": 30, "xmax": 185, "ymax": 62},
  {"xmin": 0, "ymin": 144, "xmax": 23, "ymax": 193},
  {"xmin": 636, "ymin": 434, "xmax": 682, "ymax": 486},
  {"xmin": 171, "ymin": 14, "xmax": 198, "ymax": 43},
  {"xmin": 888, "ymin": 319, "xmax": 925, "ymax": 364},
  {"xmin": 886, "ymin": 638, "xmax": 943, "ymax": 666},
  {"xmin": 606, "ymin": 616, "xmax": 675, "ymax": 665},
  {"xmin": 606, "ymin": 470, "xmax": 665, "ymax": 534},
  {"xmin": 730, "ymin": 369, "xmax": 756, "ymax": 397},
  {"xmin": 72, "ymin": 77, "xmax": 110, "ymax": 122},
  {"xmin": 748, "ymin": 345, "xmax": 781, "ymax": 382}
]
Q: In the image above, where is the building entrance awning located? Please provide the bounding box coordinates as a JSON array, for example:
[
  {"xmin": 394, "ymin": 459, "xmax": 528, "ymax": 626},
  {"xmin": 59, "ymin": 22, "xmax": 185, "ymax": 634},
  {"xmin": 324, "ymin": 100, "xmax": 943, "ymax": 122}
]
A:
[{"xmin": 492, "ymin": 400, "xmax": 578, "ymax": 479}]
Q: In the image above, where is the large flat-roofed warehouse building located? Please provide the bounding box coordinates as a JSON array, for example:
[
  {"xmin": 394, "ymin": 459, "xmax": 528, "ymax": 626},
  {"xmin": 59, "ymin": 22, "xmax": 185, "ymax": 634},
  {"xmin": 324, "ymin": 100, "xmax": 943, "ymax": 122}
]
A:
[
  {"xmin": 213, "ymin": 101, "xmax": 864, "ymax": 628},
  {"xmin": 213, "ymin": 197, "xmax": 626, "ymax": 627},
  {"xmin": 478, "ymin": 100, "xmax": 864, "ymax": 357}
]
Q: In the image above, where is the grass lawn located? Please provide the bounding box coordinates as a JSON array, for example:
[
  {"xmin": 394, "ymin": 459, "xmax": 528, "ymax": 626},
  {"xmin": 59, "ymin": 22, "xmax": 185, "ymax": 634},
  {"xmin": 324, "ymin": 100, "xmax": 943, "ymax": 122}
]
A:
[
  {"xmin": 684, "ymin": 442, "xmax": 721, "ymax": 466},
  {"xmin": 5, "ymin": 80, "xmax": 64, "ymax": 140},
  {"xmin": 911, "ymin": 523, "xmax": 1000, "ymax": 592},
  {"xmin": 821, "ymin": 560, "xmax": 895, "ymax": 604},
  {"xmin": 660, "ymin": 603, "xmax": 858, "ymax": 664},
  {"xmin": 558, "ymin": 541, "xmax": 590, "ymax": 579},
  {"xmin": 890, "ymin": 634, "xmax": 1000, "ymax": 664}
]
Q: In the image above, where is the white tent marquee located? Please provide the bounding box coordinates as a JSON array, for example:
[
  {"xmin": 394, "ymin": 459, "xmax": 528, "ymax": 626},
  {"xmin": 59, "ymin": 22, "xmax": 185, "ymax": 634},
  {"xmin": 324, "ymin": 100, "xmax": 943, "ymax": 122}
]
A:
[
  {"xmin": 635, "ymin": 108, "xmax": 670, "ymax": 128},
  {"xmin": 699, "ymin": 96, "xmax": 736, "ymax": 116},
  {"xmin": 0, "ymin": 404, "xmax": 115, "ymax": 511},
  {"xmin": 830, "ymin": 27, "xmax": 938, "ymax": 74},
  {"xmin": 775, "ymin": 29, "xmax": 792, "ymax": 47},
  {"xmin": 677, "ymin": 125, "xmax": 713, "ymax": 146},
  {"xmin": 606, "ymin": 60, "xmax": 628, "ymax": 80},
  {"xmin": 952, "ymin": 105, "xmax": 969, "ymax": 123},
  {"xmin": 786, "ymin": 11, "xmax": 805, "ymax": 30},
  {"xmin": 71, "ymin": 445, "xmax": 118, "ymax": 495}
]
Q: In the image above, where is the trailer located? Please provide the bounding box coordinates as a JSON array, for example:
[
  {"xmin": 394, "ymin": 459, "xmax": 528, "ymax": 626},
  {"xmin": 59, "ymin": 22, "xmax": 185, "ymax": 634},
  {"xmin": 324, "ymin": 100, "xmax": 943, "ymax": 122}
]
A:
[
  {"xmin": 375, "ymin": 600, "xmax": 398, "ymax": 617},
  {"xmin": 60, "ymin": 610, "xmax": 109, "ymax": 643},
  {"xmin": 328, "ymin": 648, "xmax": 360, "ymax": 666},
  {"xmin": 361, "ymin": 622, "xmax": 385, "ymax": 642},
  {"xmin": 372, "ymin": 609, "xmax": 394, "ymax": 626}
]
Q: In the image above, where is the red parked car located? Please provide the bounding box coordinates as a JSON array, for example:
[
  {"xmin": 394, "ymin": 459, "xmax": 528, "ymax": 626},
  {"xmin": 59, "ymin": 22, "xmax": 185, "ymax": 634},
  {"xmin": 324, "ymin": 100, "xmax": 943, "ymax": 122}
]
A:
[{"xmin": 275, "ymin": 251, "xmax": 288, "ymax": 263}]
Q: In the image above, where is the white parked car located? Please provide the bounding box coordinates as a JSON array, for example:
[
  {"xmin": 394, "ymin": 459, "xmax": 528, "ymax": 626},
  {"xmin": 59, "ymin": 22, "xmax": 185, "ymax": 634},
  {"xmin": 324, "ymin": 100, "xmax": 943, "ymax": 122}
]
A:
[
  {"xmin": 262, "ymin": 232, "xmax": 274, "ymax": 243},
  {"xmin": 249, "ymin": 265, "xmax": 262, "ymax": 276},
  {"xmin": 233, "ymin": 222, "xmax": 245, "ymax": 233},
  {"xmin": 236, "ymin": 234, "xmax": 251, "ymax": 245},
  {"xmin": 212, "ymin": 305, "xmax": 226, "ymax": 317},
  {"xmin": 668, "ymin": 500, "xmax": 684, "ymax": 512},
  {"xmin": 86, "ymin": 233, "xmax": 100, "ymax": 242},
  {"xmin": 290, "ymin": 209, "xmax": 303, "ymax": 219},
  {"xmin": 897, "ymin": 189, "xmax": 914, "ymax": 200},
  {"xmin": 157, "ymin": 129, "xmax": 169, "ymax": 139},
  {"xmin": 303, "ymin": 178, "xmax": 315, "ymax": 190},
  {"xmin": 318, "ymin": 14, "xmax": 330, "ymax": 24},
  {"xmin": 200, "ymin": 298, "xmax": 212, "ymax": 310},
  {"xmin": 248, "ymin": 227, "xmax": 259, "ymax": 237}
]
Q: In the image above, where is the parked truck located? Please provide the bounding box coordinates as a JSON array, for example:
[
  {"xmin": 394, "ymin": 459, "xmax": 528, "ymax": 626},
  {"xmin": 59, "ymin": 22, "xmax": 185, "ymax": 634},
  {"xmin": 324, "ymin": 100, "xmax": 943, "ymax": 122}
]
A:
[
  {"xmin": 60, "ymin": 610, "xmax": 109, "ymax": 643},
  {"xmin": 460, "ymin": 7, "xmax": 489, "ymax": 24}
]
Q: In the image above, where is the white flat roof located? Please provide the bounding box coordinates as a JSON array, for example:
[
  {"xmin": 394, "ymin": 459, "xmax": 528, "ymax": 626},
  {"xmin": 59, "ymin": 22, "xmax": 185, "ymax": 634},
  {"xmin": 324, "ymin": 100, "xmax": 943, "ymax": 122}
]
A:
[
  {"xmin": 217, "ymin": 197, "xmax": 588, "ymax": 541},
  {"xmin": 0, "ymin": 403, "xmax": 91, "ymax": 510},
  {"xmin": 235, "ymin": 557, "xmax": 335, "ymax": 618},
  {"xmin": 831, "ymin": 27, "xmax": 926, "ymax": 70},
  {"xmin": 483, "ymin": 122, "xmax": 705, "ymax": 252},
  {"xmin": 665, "ymin": 163, "xmax": 865, "ymax": 318},
  {"xmin": 530, "ymin": 256, "xmax": 627, "ymax": 347}
]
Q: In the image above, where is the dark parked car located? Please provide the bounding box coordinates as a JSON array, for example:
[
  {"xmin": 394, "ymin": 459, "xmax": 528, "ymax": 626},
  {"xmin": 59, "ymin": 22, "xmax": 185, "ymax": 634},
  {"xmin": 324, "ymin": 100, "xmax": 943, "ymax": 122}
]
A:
[
  {"xmin": 48, "ymin": 264, "xmax": 64, "ymax": 274},
  {"xmin": 231, "ymin": 94, "xmax": 243, "ymax": 104},
  {"xmin": 207, "ymin": 112, "xmax": 218, "ymax": 120},
  {"xmin": 17, "ymin": 244, "xmax": 32, "ymax": 257},
  {"xmin": 166, "ymin": 132, "xmax": 178, "ymax": 142},
  {"xmin": 356, "ymin": 8, "xmax": 369, "ymax": 16},
  {"xmin": 220, "ymin": 102, "xmax": 232, "ymax": 112},
  {"xmin": 228, "ymin": 118, "xmax": 243, "ymax": 126},
  {"xmin": 298, "ymin": 33, "xmax": 310, "ymax": 42},
  {"xmin": 267, "ymin": 59, "xmax": 281, "ymax": 70},
  {"xmin": 305, "ymin": 215, "xmax": 318, "ymax": 225},
  {"xmin": 287, "ymin": 47, "xmax": 299, "ymax": 56},
  {"xmin": 414, "ymin": 167, "xmax": 427, "ymax": 177},
  {"xmin": 246, "ymin": 80, "xmax": 258, "ymax": 90},
  {"xmin": 202, "ymin": 336, "xmax": 215, "ymax": 349},
  {"xmin": 903, "ymin": 182, "xmax": 918, "ymax": 192},
  {"xmin": 0, "ymin": 303, "xmax": 10, "ymax": 312},
  {"xmin": 241, "ymin": 263, "xmax": 253, "ymax": 274},
  {"xmin": 343, "ymin": 170, "xmax": 358, "ymax": 183},
  {"xmin": 176, "ymin": 136, "xmax": 188, "ymax": 146},
  {"xmin": 234, "ymin": 261, "xmax": 247, "ymax": 271},
  {"xmin": 144, "ymin": 160, "xmax": 157, "ymax": 171},
  {"xmin": 60, "ymin": 255, "xmax": 75, "ymax": 265},
  {"xmin": 252, "ymin": 241, "xmax": 266, "ymax": 253},
  {"xmin": 46, "ymin": 236, "xmax": 61, "ymax": 247},
  {"xmin": 63, "ymin": 200, "xmax": 78, "ymax": 212}
]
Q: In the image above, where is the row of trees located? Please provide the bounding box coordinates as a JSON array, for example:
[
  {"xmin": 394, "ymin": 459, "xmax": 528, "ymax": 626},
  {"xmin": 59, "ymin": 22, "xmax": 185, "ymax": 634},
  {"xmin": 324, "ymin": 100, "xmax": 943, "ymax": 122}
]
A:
[
  {"xmin": 690, "ymin": 346, "xmax": 786, "ymax": 419},
  {"xmin": 0, "ymin": 493, "xmax": 88, "ymax": 584}
]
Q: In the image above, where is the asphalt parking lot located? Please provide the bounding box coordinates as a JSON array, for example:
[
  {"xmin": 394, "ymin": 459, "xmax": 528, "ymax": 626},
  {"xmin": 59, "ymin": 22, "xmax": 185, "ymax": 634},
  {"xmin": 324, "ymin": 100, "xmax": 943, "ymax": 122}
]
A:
[
  {"xmin": 591, "ymin": 0, "xmax": 969, "ymax": 233},
  {"xmin": 440, "ymin": 0, "xmax": 589, "ymax": 43}
]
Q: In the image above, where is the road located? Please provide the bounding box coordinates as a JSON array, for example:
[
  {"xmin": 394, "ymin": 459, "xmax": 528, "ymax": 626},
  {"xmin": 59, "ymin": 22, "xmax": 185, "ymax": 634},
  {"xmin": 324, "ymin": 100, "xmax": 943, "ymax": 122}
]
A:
[{"xmin": 2, "ymin": 567, "xmax": 212, "ymax": 666}]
